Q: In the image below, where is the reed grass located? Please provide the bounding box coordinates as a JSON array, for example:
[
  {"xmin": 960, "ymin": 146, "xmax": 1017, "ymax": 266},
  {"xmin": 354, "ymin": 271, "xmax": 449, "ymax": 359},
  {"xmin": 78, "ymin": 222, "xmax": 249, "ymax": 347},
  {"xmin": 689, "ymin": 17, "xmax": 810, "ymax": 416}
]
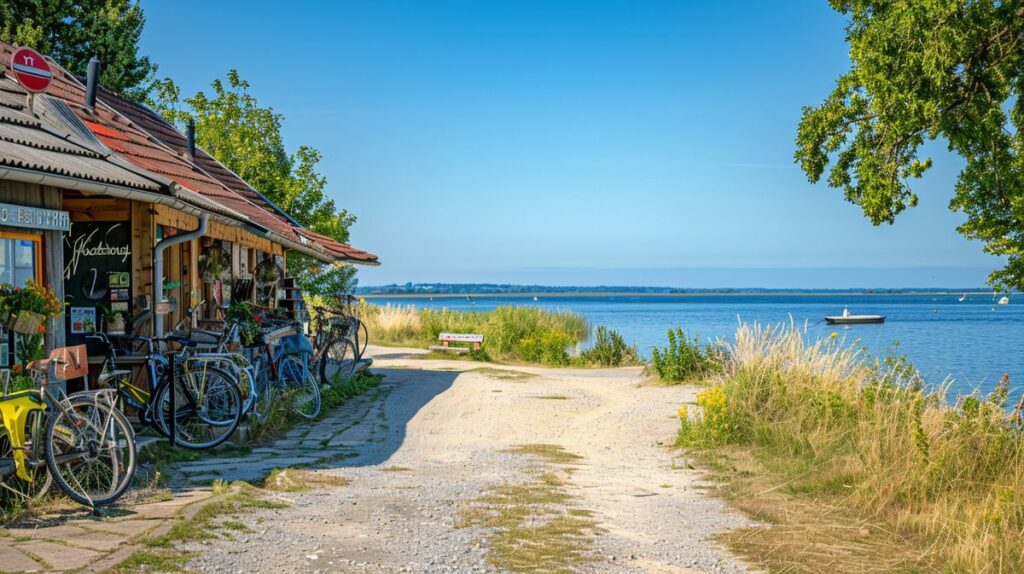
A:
[
  {"xmin": 679, "ymin": 322, "xmax": 1024, "ymax": 572},
  {"xmin": 361, "ymin": 303, "xmax": 595, "ymax": 366}
]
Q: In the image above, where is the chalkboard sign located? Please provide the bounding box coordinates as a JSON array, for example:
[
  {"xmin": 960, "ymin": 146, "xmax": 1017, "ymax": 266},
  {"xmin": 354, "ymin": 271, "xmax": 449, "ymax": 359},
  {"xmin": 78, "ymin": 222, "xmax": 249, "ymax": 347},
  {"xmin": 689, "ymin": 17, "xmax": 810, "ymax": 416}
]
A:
[{"xmin": 63, "ymin": 221, "xmax": 132, "ymax": 351}]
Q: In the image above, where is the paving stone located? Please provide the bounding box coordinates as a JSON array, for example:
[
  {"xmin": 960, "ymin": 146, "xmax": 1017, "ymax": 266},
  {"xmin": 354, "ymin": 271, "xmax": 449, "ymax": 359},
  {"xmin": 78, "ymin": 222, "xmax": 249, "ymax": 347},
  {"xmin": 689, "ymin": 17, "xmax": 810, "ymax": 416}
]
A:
[
  {"xmin": 74, "ymin": 518, "xmax": 163, "ymax": 537},
  {"xmin": 0, "ymin": 542, "xmax": 44, "ymax": 573},
  {"xmin": 15, "ymin": 540, "xmax": 101, "ymax": 571},
  {"xmin": 62, "ymin": 529, "xmax": 129, "ymax": 552},
  {"xmin": 5, "ymin": 524, "xmax": 89, "ymax": 540}
]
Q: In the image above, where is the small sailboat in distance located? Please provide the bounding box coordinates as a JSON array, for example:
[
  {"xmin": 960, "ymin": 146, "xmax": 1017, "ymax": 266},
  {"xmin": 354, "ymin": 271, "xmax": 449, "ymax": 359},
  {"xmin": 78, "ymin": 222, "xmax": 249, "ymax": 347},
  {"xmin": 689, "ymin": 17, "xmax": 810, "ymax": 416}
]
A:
[{"xmin": 825, "ymin": 306, "xmax": 885, "ymax": 325}]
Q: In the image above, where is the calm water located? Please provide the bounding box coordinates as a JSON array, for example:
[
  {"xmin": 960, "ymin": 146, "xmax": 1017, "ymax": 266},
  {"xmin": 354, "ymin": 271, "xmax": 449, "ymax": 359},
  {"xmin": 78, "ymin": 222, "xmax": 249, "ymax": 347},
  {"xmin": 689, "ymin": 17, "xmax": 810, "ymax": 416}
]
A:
[{"xmin": 366, "ymin": 293, "xmax": 1024, "ymax": 398}]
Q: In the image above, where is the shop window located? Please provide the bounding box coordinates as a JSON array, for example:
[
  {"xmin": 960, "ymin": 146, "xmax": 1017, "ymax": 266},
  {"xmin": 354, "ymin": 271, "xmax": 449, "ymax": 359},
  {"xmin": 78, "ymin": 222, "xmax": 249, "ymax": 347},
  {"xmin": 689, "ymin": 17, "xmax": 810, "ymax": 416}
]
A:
[{"xmin": 0, "ymin": 232, "xmax": 42, "ymax": 367}]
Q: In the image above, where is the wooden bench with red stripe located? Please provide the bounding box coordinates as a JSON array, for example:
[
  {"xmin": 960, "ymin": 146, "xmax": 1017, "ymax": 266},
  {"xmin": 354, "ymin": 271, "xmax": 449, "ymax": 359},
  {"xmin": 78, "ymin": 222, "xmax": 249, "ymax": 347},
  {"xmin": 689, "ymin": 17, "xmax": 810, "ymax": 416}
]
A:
[{"xmin": 428, "ymin": 332, "xmax": 484, "ymax": 354}]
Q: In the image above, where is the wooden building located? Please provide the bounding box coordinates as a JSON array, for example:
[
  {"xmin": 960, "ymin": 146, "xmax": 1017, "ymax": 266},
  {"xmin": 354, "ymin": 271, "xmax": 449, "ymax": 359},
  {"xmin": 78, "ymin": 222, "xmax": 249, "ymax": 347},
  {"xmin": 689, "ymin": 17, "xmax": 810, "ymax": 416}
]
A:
[{"xmin": 0, "ymin": 42, "xmax": 378, "ymax": 367}]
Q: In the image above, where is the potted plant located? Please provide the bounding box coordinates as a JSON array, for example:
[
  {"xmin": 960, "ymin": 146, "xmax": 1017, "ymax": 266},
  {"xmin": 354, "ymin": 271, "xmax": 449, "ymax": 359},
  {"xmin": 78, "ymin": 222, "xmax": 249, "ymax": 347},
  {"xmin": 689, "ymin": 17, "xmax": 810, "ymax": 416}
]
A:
[
  {"xmin": 99, "ymin": 305, "xmax": 127, "ymax": 335},
  {"xmin": 225, "ymin": 301, "xmax": 262, "ymax": 346},
  {"xmin": 0, "ymin": 281, "xmax": 63, "ymax": 369}
]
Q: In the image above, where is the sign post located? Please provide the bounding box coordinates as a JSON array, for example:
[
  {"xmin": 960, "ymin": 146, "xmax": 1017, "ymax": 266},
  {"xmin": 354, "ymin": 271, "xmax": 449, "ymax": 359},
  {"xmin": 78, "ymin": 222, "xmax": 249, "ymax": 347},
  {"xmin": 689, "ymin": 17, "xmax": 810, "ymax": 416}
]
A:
[{"xmin": 10, "ymin": 47, "xmax": 51, "ymax": 104}]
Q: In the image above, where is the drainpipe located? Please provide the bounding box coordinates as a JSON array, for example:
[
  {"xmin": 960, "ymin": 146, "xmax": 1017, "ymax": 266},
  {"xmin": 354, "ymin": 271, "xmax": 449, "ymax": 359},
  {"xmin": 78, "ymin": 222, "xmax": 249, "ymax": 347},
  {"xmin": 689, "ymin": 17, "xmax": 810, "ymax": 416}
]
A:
[{"xmin": 154, "ymin": 213, "xmax": 208, "ymax": 335}]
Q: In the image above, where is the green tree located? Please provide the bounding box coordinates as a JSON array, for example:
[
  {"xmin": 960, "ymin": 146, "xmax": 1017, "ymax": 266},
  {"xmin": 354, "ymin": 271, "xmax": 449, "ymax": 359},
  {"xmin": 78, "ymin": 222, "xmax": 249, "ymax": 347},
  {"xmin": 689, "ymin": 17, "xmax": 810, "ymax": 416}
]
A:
[
  {"xmin": 150, "ymin": 72, "xmax": 359, "ymax": 296},
  {"xmin": 795, "ymin": 1, "xmax": 1024, "ymax": 289},
  {"xmin": 0, "ymin": 0, "xmax": 156, "ymax": 100}
]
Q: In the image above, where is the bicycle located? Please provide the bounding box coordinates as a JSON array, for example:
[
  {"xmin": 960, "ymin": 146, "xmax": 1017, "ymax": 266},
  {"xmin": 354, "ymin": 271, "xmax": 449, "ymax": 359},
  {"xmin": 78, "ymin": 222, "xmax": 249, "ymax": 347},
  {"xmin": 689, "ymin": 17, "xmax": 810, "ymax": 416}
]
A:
[
  {"xmin": 308, "ymin": 300, "xmax": 361, "ymax": 387},
  {"xmin": 0, "ymin": 349, "xmax": 136, "ymax": 508},
  {"xmin": 91, "ymin": 331, "xmax": 242, "ymax": 450},
  {"xmin": 246, "ymin": 321, "xmax": 321, "ymax": 420}
]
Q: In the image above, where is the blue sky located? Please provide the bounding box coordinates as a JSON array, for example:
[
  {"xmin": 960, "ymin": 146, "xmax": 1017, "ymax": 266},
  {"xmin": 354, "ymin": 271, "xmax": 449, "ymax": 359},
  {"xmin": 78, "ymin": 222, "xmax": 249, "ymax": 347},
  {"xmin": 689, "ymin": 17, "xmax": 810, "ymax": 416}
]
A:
[{"xmin": 138, "ymin": 1, "xmax": 998, "ymax": 288}]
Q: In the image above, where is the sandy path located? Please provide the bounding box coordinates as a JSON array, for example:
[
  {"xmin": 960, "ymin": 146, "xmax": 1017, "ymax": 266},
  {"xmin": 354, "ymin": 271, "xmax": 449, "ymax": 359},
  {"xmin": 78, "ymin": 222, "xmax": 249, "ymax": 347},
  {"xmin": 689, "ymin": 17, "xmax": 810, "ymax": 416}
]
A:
[{"xmin": 187, "ymin": 346, "xmax": 752, "ymax": 573}]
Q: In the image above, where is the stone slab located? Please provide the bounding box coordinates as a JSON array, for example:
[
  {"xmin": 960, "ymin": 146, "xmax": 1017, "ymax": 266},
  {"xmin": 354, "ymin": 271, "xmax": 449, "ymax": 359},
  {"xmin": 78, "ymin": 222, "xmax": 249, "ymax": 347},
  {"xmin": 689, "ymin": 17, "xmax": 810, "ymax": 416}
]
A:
[
  {"xmin": 15, "ymin": 540, "xmax": 101, "ymax": 571},
  {"xmin": 0, "ymin": 543, "xmax": 44, "ymax": 573},
  {"xmin": 75, "ymin": 518, "xmax": 163, "ymax": 537}
]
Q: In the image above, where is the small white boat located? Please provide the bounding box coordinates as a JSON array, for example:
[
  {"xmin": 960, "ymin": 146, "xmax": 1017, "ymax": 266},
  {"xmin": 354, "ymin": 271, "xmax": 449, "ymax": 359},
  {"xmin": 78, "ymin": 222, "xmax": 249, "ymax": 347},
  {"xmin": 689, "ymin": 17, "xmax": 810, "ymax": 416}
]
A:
[
  {"xmin": 825, "ymin": 307, "xmax": 885, "ymax": 325},
  {"xmin": 998, "ymin": 296, "xmax": 1010, "ymax": 305},
  {"xmin": 958, "ymin": 293, "xmax": 967, "ymax": 302}
]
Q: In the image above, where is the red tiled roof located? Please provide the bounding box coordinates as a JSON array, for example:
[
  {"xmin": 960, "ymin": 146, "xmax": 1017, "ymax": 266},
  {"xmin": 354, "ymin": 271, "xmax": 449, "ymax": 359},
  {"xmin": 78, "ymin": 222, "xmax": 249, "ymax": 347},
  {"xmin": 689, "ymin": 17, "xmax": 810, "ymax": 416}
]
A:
[{"xmin": 96, "ymin": 86, "xmax": 379, "ymax": 265}]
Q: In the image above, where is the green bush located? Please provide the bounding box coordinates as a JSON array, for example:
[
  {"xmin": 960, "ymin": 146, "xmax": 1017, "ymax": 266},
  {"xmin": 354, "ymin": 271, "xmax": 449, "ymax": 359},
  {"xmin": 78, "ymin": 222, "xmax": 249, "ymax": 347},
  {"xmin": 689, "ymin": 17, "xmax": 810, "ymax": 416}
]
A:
[
  {"xmin": 575, "ymin": 325, "xmax": 642, "ymax": 367},
  {"xmin": 650, "ymin": 328, "xmax": 723, "ymax": 384},
  {"xmin": 517, "ymin": 331, "xmax": 573, "ymax": 366}
]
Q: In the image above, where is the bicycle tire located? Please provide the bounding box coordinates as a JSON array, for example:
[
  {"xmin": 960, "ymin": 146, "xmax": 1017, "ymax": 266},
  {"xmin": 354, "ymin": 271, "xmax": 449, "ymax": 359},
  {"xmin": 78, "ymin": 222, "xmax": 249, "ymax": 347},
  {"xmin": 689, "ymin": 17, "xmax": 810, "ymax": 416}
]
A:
[
  {"xmin": 44, "ymin": 396, "xmax": 136, "ymax": 508},
  {"xmin": 358, "ymin": 319, "xmax": 369, "ymax": 360},
  {"xmin": 153, "ymin": 365, "xmax": 242, "ymax": 450},
  {"xmin": 319, "ymin": 337, "xmax": 357, "ymax": 387},
  {"xmin": 250, "ymin": 366, "xmax": 273, "ymax": 421},
  {"xmin": 279, "ymin": 355, "xmax": 321, "ymax": 419}
]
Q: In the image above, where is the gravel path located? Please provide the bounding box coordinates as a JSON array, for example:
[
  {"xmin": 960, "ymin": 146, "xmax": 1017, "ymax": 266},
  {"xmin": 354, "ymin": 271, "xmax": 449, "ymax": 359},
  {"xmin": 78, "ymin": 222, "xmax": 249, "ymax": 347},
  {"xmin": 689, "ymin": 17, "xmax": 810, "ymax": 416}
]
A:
[{"xmin": 185, "ymin": 346, "xmax": 754, "ymax": 573}]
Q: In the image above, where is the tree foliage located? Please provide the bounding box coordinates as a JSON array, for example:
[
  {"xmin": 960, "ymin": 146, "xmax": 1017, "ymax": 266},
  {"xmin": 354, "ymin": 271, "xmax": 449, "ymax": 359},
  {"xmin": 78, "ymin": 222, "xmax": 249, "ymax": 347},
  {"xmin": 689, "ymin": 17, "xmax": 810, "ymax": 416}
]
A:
[
  {"xmin": 149, "ymin": 71, "xmax": 359, "ymax": 296},
  {"xmin": 0, "ymin": 0, "xmax": 156, "ymax": 100},
  {"xmin": 795, "ymin": 1, "xmax": 1024, "ymax": 289}
]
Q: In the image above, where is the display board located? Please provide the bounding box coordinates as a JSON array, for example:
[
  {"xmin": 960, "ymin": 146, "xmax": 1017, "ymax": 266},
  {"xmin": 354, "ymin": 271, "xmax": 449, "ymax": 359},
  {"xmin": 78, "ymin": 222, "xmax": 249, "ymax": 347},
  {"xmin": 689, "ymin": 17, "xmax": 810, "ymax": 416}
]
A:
[{"xmin": 63, "ymin": 221, "xmax": 132, "ymax": 351}]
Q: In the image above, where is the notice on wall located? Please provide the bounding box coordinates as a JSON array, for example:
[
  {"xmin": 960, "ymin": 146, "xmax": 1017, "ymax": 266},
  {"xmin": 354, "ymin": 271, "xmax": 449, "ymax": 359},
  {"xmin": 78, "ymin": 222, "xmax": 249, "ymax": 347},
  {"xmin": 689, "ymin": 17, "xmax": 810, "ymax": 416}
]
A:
[{"xmin": 69, "ymin": 307, "xmax": 96, "ymax": 334}]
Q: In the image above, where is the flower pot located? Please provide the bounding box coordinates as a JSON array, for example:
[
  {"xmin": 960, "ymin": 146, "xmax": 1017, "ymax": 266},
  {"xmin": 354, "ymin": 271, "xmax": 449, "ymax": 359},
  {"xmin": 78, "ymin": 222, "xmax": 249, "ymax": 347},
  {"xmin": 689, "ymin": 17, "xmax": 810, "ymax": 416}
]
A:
[{"xmin": 10, "ymin": 311, "xmax": 43, "ymax": 335}]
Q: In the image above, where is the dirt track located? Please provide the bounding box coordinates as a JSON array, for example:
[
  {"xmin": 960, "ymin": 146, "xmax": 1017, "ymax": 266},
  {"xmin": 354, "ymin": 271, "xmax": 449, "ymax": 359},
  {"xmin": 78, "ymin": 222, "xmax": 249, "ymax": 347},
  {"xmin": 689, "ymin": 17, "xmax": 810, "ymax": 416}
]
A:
[{"xmin": 187, "ymin": 346, "xmax": 752, "ymax": 573}]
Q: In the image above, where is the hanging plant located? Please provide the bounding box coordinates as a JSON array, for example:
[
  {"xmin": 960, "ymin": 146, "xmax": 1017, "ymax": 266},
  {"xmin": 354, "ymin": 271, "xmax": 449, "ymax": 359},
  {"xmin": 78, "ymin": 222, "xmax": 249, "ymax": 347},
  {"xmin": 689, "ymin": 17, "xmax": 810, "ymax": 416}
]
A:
[{"xmin": 199, "ymin": 246, "xmax": 230, "ymax": 282}]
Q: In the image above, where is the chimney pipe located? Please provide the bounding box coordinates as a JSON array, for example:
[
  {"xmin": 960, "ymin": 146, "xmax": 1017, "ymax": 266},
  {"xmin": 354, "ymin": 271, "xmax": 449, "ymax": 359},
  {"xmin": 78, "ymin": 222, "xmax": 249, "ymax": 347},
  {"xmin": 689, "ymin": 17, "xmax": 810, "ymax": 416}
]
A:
[
  {"xmin": 186, "ymin": 118, "xmax": 196, "ymax": 158},
  {"xmin": 85, "ymin": 56, "xmax": 100, "ymax": 111}
]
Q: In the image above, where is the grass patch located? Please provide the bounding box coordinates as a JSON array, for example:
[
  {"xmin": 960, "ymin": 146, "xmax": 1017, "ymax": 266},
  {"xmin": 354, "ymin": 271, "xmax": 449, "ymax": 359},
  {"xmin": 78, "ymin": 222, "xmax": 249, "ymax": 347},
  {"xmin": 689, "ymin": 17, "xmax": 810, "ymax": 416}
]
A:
[
  {"xmin": 262, "ymin": 468, "xmax": 350, "ymax": 492},
  {"xmin": 143, "ymin": 483, "xmax": 286, "ymax": 550},
  {"xmin": 503, "ymin": 444, "xmax": 583, "ymax": 465},
  {"xmin": 109, "ymin": 550, "xmax": 190, "ymax": 573},
  {"xmin": 469, "ymin": 367, "xmax": 537, "ymax": 381},
  {"xmin": 379, "ymin": 466, "xmax": 413, "ymax": 472},
  {"xmin": 458, "ymin": 444, "xmax": 598, "ymax": 572},
  {"xmin": 676, "ymin": 322, "xmax": 1024, "ymax": 572},
  {"xmin": 533, "ymin": 394, "xmax": 568, "ymax": 400}
]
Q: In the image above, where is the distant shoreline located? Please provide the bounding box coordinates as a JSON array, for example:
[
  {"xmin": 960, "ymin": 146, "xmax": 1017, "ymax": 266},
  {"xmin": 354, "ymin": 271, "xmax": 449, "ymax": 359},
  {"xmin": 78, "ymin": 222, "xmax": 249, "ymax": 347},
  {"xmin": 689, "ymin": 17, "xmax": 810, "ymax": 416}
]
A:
[{"xmin": 362, "ymin": 290, "xmax": 998, "ymax": 299}]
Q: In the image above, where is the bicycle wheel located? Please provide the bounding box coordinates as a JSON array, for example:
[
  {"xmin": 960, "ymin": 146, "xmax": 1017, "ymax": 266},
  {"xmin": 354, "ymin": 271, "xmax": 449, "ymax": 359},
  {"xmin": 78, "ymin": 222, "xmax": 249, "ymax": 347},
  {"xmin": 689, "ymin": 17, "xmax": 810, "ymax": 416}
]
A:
[
  {"xmin": 319, "ymin": 337, "xmax": 356, "ymax": 387},
  {"xmin": 0, "ymin": 410, "xmax": 52, "ymax": 504},
  {"xmin": 45, "ymin": 395, "xmax": 136, "ymax": 507},
  {"xmin": 250, "ymin": 365, "xmax": 274, "ymax": 421},
  {"xmin": 153, "ymin": 366, "xmax": 242, "ymax": 449},
  {"xmin": 358, "ymin": 319, "xmax": 369, "ymax": 360},
  {"xmin": 279, "ymin": 355, "xmax": 320, "ymax": 419}
]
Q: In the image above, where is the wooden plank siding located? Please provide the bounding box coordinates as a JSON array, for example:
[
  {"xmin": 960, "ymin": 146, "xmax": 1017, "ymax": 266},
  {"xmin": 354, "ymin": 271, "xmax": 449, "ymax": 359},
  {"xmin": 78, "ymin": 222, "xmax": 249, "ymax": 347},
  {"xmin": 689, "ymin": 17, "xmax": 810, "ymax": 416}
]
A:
[{"xmin": 151, "ymin": 204, "xmax": 284, "ymax": 255}]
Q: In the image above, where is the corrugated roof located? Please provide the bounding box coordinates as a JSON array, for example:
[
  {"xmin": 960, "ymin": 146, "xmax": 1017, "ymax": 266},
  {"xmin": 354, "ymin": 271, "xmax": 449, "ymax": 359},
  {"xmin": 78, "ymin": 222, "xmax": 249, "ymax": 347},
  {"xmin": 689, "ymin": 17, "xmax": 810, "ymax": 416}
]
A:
[{"xmin": 0, "ymin": 72, "xmax": 161, "ymax": 191}]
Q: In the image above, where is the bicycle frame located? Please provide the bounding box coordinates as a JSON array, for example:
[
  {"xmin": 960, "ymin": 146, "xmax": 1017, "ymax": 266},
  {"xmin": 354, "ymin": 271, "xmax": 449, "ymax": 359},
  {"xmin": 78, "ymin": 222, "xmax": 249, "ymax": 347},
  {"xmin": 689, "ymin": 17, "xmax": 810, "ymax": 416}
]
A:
[{"xmin": 0, "ymin": 362, "xmax": 125, "ymax": 483}]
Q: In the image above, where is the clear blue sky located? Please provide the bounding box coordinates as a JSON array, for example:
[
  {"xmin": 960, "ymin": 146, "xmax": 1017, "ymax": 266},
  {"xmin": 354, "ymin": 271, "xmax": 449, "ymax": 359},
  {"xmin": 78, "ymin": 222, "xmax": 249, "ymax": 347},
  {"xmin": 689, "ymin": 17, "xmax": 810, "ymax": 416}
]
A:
[{"xmin": 139, "ymin": 1, "xmax": 998, "ymax": 288}]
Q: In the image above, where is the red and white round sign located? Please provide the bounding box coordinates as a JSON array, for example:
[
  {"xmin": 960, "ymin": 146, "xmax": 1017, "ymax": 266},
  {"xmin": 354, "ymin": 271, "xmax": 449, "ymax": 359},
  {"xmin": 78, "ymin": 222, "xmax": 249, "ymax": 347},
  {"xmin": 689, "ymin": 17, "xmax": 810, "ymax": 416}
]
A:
[{"xmin": 10, "ymin": 47, "xmax": 51, "ymax": 93}]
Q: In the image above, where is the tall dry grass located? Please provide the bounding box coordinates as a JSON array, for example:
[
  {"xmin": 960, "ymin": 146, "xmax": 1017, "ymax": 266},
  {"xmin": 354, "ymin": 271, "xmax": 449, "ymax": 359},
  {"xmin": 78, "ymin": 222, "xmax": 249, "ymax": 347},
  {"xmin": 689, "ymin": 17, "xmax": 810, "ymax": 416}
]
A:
[
  {"xmin": 680, "ymin": 322, "xmax": 1024, "ymax": 572},
  {"xmin": 360, "ymin": 303, "xmax": 594, "ymax": 366}
]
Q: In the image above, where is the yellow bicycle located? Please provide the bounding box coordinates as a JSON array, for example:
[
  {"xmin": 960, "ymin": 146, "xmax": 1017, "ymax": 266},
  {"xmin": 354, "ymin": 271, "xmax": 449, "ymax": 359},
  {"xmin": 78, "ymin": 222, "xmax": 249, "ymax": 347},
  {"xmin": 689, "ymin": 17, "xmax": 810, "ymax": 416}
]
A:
[{"xmin": 0, "ymin": 348, "xmax": 137, "ymax": 509}]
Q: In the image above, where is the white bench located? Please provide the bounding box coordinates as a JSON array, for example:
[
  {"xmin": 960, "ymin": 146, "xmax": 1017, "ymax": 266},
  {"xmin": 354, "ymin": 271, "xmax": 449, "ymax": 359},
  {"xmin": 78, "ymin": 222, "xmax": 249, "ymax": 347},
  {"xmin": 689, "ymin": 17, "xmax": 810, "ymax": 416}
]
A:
[{"xmin": 428, "ymin": 332, "xmax": 484, "ymax": 354}]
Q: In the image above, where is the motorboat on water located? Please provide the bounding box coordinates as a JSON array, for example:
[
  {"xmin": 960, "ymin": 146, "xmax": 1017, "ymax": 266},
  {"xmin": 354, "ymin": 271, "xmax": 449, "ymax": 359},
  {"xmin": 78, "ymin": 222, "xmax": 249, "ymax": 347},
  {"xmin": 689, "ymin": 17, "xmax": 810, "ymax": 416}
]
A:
[
  {"xmin": 998, "ymin": 296, "xmax": 1010, "ymax": 305},
  {"xmin": 825, "ymin": 307, "xmax": 885, "ymax": 325}
]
